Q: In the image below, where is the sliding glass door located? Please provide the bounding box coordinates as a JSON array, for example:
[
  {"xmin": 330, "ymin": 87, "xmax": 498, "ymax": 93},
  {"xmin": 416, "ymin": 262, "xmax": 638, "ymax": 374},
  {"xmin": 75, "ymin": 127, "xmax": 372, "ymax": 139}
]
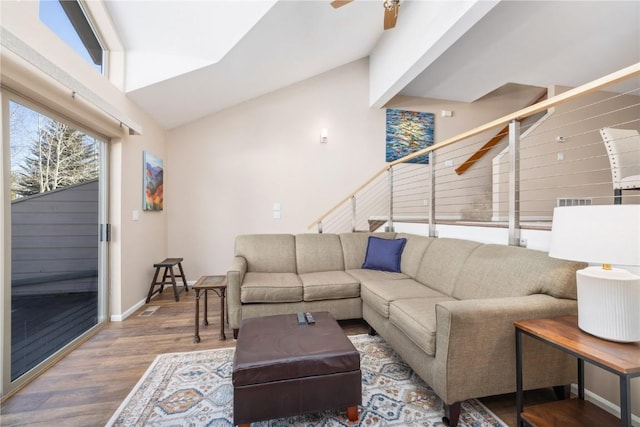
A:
[{"xmin": 3, "ymin": 94, "xmax": 108, "ymax": 390}]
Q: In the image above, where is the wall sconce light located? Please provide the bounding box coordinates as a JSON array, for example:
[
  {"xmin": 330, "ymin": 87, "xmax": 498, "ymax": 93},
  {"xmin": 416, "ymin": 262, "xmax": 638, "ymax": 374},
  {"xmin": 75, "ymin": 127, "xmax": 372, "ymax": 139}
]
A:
[{"xmin": 320, "ymin": 128, "xmax": 329, "ymax": 143}]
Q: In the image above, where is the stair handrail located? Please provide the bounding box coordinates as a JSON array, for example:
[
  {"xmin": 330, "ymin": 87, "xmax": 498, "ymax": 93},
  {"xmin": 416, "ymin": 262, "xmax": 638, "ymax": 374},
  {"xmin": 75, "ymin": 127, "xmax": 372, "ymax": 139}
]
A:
[
  {"xmin": 454, "ymin": 91, "xmax": 548, "ymax": 176},
  {"xmin": 308, "ymin": 62, "xmax": 640, "ymax": 230}
]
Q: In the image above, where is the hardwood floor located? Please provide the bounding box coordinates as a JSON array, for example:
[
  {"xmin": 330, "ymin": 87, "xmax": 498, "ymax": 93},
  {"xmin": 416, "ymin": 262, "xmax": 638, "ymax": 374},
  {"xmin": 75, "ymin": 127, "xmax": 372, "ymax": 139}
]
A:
[{"xmin": 1, "ymin": 290, "xmax": 557, "ymax": 426}]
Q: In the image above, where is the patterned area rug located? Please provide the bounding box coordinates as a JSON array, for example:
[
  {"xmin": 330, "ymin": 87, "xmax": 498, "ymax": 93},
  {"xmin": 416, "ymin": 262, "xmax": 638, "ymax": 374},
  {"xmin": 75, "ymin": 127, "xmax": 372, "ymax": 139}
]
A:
[{"xmin": 106, "ymin": 334, "xmax": 507, "ymax": 427}]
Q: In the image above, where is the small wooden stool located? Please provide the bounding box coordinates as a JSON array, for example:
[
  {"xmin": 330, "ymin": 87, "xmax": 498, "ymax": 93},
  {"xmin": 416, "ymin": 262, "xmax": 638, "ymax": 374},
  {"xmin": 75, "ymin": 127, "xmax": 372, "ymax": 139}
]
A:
[{"xmin": 146, "ymin": 258, "xmax": 188, "ymax": 303}]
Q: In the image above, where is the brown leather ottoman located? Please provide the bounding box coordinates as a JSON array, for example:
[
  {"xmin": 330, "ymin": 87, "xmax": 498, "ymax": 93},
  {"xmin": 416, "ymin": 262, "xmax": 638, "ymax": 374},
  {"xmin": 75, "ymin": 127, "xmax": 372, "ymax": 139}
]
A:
[{"xmin": 232, "ymin": 312, "xmax": 361, "ymax": 426}]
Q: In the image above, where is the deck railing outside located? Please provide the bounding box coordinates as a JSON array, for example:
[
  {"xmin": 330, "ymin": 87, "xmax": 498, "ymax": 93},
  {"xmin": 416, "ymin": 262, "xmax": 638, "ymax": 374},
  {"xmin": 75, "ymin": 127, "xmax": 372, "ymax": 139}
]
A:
[{"xmin": 309, "ymin": 63, "xmax": 640, "ymax": 247}]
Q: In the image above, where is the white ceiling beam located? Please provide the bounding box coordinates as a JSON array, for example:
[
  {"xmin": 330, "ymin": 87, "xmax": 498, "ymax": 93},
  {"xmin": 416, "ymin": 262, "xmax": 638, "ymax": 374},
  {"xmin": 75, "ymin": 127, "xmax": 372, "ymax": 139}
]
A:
[{"xmin": 368, "ymin": 0, "xmax": 499, "ymax": 109}]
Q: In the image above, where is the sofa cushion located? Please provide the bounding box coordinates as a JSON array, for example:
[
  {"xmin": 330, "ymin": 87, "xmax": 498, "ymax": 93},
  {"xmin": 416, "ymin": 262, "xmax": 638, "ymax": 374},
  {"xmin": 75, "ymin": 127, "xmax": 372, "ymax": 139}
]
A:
[
  {"xmin": 240, "ymin": 272, "xmax": 302, "ymax": 303},
  {"xmin": 346, "ymin": 269, "xmax": 408, "ymax": 283},
  {"xmin": 360, "ymin": 278, "xmax": 446, "ymax": 318},
  {"xmin": 452, "ymin": 244, "xmax": 584, "ymax": 300},
  {"xmin": 235, "ymin": 234, "xmax": 297, "ymax": 273},
  {"xmin": 362, "ymin": 236, "xmax": 407, "ymax": 272},
  {"xmin": 339, "ymin": 232, "xmax": 397, "ymax": 270},
  {"xmin": 414, "ymin": 238, "xmax": 482, "ymax": 296},
  {"xmin": 396, "ymin": 233, "xmax": 436, "ymax": 277},
  {"xmin": 300, "ymin": 271, "xmax": 360, "ymax": 301},
  {"xmin": 296, "ymin": 234, "xmax": 345, "ymax": 274},
  {"xmin": 389, "ymin": 296, "xmax": 456, "ymax": 356}
]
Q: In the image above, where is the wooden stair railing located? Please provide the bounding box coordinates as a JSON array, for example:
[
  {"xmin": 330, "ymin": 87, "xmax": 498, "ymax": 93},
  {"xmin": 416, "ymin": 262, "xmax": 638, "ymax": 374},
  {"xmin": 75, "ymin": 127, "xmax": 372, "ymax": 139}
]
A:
[{"xmin": 454, "ymin": 90, "xmax": 548, "ymax": 176}]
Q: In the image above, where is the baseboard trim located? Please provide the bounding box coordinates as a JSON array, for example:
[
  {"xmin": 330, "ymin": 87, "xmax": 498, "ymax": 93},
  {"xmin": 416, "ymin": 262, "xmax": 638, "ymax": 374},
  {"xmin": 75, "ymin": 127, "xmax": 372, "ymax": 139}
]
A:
[
  {"xmin": 110, "ymin": 280, "xmax": 198, "ymax": 322},
  {"xmin": 572, "ymin": 384, "xmax": 640, "ymax": 426},
  {"xmin": 110, "ymin": 297, "xmax": 146, "ymax": 322}
]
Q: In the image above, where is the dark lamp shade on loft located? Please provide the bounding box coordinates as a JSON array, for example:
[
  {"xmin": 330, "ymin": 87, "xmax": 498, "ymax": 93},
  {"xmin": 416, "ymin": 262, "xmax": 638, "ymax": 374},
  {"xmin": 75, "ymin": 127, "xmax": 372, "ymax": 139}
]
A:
[{"xmin": 549, "ymin": 205, "xmax": 640, "ymax": 342}]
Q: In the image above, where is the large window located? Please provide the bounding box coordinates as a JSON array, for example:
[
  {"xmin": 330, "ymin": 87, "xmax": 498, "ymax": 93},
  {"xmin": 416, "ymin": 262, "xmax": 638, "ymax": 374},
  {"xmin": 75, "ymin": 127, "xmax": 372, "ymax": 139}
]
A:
[{"xmin": 39, "ymin": 0, "xmax": 104, "ymax": 73}]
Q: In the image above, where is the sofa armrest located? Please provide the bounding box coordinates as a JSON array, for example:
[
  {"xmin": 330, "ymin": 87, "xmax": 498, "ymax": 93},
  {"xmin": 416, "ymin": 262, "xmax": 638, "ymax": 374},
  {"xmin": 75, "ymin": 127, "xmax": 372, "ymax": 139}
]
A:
[
  {"xmin": 227, "ymin": 256, "xmax": 247, "ymax": 330},
  {"xmin": 432, "ymin": 294, "xmax": 577, "ymax": 404}
]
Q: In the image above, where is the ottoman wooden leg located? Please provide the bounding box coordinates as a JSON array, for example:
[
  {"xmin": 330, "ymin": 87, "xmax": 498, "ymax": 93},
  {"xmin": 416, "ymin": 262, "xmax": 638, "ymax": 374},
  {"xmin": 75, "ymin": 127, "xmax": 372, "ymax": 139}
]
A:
[
  {"xmin": 238, "ymin": 424, "xmax": 250, "ymax": 427},
  {"xmin": 347, "ymin": 405, "xmax": 358, "ymax": 421}
]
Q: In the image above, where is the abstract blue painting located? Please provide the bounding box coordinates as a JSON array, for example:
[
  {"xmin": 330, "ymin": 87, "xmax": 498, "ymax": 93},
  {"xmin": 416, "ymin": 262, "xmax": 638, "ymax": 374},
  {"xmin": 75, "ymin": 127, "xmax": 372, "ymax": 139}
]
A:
[{"xmin": 385, "ymin": 109, "xmax": 435, "ymax": 164}]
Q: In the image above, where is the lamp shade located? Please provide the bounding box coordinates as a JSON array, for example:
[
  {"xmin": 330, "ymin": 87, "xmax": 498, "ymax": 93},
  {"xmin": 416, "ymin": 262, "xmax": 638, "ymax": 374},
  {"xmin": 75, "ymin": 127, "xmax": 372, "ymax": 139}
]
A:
[
  {"xmin": 549, "ymin": 205, "xmax": 640, "ymax": 342},
  {"xmin": 549, "ymin": 205, "xmax": 640, "ymax": 266}
]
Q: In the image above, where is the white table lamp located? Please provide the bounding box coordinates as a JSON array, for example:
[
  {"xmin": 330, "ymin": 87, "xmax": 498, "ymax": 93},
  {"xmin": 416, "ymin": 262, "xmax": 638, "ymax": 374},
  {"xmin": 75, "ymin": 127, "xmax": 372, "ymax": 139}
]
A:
[{"xmin": 549, "ymin": 205, "xmax": 640, "ymax": 342}]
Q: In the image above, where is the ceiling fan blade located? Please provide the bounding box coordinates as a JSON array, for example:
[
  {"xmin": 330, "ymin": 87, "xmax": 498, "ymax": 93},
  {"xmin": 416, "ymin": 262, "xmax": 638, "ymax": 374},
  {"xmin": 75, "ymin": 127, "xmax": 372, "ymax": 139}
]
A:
[
  {"xmin": 383, "ymin": 3, "xmax": 399, "ymax": 30},
  {"xmin": 330, "ymin": 0, "xmax": 353, "ymax": 8}
]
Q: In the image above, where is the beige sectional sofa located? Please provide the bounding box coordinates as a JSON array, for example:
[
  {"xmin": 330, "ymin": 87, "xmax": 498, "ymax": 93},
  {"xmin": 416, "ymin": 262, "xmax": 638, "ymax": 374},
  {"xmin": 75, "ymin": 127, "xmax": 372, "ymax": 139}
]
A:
[{"xmin": 226, "ymin": 231, "xmax": 585, "ymax": 426}]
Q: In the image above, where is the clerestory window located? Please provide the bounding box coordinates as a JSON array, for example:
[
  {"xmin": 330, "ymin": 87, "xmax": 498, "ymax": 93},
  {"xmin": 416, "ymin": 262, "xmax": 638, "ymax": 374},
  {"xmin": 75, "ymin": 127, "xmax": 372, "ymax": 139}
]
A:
[{"xmin": 39, "ymin": 0, "xmax": 104, "ymax": 74}]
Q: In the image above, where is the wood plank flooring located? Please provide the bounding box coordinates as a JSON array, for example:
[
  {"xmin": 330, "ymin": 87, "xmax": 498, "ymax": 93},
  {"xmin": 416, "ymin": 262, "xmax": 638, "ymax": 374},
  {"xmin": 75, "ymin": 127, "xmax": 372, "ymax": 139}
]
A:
[{"xmin": 1, "ymin": 290, "xmax": 557, "ymax": 426}]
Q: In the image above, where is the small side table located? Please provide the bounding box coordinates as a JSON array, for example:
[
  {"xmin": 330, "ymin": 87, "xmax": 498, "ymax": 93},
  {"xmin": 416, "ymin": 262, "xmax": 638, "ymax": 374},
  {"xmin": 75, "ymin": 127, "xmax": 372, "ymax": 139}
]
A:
[
  {"xmin": 515, "ymin": 316, "xmax": 640, "ymax": 427},
  {"xmin": 193, "ymin": 275, "xmax": 227, "ymax": 342}
]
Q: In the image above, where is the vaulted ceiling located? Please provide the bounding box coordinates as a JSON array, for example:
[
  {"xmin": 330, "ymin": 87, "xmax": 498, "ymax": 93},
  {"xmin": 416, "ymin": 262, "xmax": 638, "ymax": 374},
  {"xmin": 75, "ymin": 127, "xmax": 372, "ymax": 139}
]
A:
[{"xmin": 104, "ymin": 0, "xmax": 640, "ymax": 130}]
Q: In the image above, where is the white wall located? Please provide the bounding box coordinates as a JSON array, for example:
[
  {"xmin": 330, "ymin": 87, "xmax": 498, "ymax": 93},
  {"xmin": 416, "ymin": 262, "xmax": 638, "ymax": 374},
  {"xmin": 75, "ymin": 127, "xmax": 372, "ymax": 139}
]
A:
[{"xmin": 167, "ymin": 59, "xmax": 386, "ymax": 277}]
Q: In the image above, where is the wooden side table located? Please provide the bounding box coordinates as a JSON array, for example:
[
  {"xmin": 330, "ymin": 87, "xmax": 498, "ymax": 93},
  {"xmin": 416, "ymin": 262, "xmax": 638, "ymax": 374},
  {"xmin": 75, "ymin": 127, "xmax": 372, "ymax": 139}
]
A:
[
  {"xmin": 515, "ymin": 316, "xmax": 640, "ymax": 427},
  {"xmin": 193, "ymin": 275, "xmax": 227, "ymax": 342}
]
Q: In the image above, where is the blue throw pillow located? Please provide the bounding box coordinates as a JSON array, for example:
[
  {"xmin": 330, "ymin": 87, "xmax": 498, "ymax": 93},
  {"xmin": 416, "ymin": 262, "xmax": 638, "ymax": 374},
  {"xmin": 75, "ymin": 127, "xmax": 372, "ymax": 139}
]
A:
[{"xmin": 361, "ymin": 236, "xmax": 407, "ymax": 273}]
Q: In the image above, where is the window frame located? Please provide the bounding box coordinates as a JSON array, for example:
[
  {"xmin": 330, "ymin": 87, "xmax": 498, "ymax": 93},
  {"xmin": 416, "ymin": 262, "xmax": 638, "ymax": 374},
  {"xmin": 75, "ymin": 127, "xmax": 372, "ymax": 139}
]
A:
[
  {"xmin": 1, "ymin": 89, "xmax": 110, "ymax": 397},
  {"xmin": 39, "ymin": 0, "xmax": 106, "ymax": 74}
]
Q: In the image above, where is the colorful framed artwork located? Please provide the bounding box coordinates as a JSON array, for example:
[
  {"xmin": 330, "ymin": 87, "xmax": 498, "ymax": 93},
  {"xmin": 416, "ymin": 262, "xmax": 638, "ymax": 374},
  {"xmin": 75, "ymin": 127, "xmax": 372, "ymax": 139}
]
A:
[
  {"xmin": 143, "ymin": 151, "xmax": 163, "ymax": 211},
  {"xmin": 385, "ymin": 109, "xmax": 435, "ymax": 164}
]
